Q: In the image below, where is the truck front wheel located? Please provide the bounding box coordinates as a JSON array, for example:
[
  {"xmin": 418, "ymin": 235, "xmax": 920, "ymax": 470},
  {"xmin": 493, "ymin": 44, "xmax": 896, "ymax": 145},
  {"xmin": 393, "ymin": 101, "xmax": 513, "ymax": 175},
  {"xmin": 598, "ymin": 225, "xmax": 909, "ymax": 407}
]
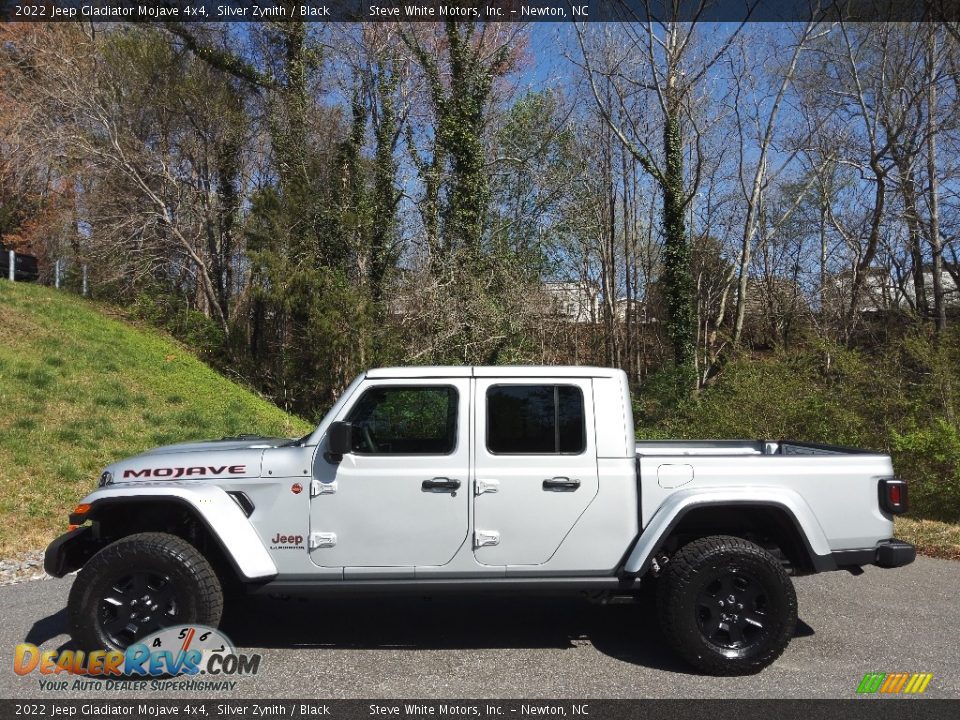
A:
[
  {"xmin": 67, "ymin": 532, "xmax": 224, "ymax": 651},
  {"xmin": 657, "ymin": 535, "xmax": 797, "ymax": 675}
]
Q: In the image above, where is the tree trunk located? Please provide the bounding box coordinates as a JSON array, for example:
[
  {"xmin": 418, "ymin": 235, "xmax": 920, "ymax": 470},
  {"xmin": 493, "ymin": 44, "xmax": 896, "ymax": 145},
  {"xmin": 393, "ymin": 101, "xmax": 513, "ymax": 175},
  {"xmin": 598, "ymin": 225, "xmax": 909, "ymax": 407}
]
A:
[
  {"xmin": 621, "ymin": 145, "xmax": 634, "ymax": 380},
  {"xmin": 845, "ymin": 162, "xmax": 886, "ymax": 338},
  {"xmin": 895, "ymin": 160, "xmax": 928, "ymax": 316},
  {"xmin": 928, "ymin": 31, "xmax": 946, "ymax": 334},
  {"xmin": 662, "ymin": 108, "xmax": 695, "ymax": 371}
]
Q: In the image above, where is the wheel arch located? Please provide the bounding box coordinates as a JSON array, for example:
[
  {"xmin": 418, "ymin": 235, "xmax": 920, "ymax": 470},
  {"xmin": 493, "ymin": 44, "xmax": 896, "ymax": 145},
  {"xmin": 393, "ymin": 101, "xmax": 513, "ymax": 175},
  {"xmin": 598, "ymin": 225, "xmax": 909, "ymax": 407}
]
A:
[
  {"xmin": 45, "ymin": 487, "xmax": 276, "ymax": 582},
  {"xmin": 623, "ymin": 490, "xmax": 834, "ymax": 576}
]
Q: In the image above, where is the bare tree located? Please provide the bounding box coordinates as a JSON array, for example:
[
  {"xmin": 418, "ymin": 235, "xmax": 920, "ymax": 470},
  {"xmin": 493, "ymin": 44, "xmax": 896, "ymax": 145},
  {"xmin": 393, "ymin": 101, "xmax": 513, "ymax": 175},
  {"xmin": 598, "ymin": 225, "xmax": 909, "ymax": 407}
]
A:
[
  {"xmin": 927, "ymin": 29, "xmax": 948, "ymax": 333},
  {"xmin": 1, "ymin": 26, "xmax": 252, "ymax": 330},
  {"xmin": 573, "ymin": 12, "xmax": 745, "ymax": 384},
  {"xmin": 728, "ymin": 23, "xmax": 820, "ymax": 349}
]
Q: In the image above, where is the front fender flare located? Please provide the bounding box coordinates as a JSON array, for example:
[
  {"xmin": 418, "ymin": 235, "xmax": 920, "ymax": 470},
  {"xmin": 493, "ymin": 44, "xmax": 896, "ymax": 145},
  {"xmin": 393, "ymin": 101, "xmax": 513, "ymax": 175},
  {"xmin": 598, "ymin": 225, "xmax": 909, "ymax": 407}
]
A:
[
  {"xmin": 623, "ymin": 486, "xmax": 833, "ymax": 575},
  {"xmin": 44, "ymin": 483, "xmax": 277, "ymax": 581}
]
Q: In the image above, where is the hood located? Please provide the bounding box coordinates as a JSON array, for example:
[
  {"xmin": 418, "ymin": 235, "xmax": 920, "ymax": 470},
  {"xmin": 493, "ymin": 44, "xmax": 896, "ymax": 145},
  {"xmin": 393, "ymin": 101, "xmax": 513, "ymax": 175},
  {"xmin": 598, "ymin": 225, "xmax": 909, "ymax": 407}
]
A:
[
  {"xmin": 105, "ymin": 435, "xmax": 294, "ymax": 484},
  {"xmin": 134, "ymin": 435, "xmax": 292, "ymax": 457}
]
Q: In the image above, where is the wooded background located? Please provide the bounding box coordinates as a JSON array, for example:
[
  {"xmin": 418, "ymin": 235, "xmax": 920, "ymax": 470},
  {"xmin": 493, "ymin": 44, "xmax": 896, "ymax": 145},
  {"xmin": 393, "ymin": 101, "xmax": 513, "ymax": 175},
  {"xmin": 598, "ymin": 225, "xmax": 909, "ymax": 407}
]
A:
[{"xmin": 2, "ymin": 19, "xmax": 960, "ymax": 520}]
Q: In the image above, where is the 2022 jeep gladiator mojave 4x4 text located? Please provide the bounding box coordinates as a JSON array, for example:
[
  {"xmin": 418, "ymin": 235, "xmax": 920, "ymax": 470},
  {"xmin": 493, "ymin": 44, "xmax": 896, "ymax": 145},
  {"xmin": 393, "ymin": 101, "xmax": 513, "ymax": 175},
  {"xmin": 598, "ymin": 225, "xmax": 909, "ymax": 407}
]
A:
[{"xmin": 45, "ymin": 366, "xmax": 915, "ymax": 675}]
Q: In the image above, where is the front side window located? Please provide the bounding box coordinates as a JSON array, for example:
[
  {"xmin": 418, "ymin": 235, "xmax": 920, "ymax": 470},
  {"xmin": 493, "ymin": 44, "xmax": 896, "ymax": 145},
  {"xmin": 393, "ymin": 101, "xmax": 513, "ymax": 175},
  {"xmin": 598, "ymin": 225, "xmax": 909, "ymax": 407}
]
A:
[
  {"xmin": 486, "ymin": 385, "xmax": 586, "ymax": 454},
  {"xmin": 347, "ymin": 386, "xmax": 458, "ymax": 455}
]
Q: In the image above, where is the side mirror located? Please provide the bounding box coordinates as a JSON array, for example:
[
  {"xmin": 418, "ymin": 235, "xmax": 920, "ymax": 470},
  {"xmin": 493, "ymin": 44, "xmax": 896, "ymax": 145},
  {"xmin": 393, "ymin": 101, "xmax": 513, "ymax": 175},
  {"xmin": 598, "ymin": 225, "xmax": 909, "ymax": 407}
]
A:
[{"xmin": 327, "ymin": 421, "xmax": 353, "ymax": 459}]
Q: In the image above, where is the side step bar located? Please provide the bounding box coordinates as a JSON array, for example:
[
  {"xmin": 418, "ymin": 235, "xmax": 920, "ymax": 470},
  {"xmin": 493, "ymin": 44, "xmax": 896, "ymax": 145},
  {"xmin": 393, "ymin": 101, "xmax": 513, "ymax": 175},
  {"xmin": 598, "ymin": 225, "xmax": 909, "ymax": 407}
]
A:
[{"xmin": 248, "ymin": 576, "xmax": 632, "ymax": 596}]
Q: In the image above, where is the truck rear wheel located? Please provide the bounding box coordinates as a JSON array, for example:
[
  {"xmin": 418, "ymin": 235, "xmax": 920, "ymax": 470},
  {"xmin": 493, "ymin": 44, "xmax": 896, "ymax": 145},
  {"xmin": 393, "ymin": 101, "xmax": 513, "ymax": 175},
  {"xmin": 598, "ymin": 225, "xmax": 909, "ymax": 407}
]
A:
[
  {"xmin": 68, "ymin": 532, "xmax": 224, "ymax": 651},
  {"xmin": 656, "ymin": 535, "xmax": 797, "ymax": 675}
]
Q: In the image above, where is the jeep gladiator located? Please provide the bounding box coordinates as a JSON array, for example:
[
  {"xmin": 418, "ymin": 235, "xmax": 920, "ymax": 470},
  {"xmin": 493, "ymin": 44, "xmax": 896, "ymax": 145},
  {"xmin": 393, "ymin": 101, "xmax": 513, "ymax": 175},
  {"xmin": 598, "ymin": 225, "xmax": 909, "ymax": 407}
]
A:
[{"xmin": 45, "ymin": 366, "xmax": 915, "ymax": 674}]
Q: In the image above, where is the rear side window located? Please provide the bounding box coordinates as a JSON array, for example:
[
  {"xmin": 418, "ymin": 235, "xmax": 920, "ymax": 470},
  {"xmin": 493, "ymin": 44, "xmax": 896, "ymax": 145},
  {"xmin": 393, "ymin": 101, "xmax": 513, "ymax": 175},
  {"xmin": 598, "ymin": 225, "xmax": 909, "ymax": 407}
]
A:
[
  {"xmin": 347, "ymin": 386, "xmax": 458, "ymax": 455},
  {"xmin": 486, "ymin": 385, "xmax": 586, "ymax": 454}
]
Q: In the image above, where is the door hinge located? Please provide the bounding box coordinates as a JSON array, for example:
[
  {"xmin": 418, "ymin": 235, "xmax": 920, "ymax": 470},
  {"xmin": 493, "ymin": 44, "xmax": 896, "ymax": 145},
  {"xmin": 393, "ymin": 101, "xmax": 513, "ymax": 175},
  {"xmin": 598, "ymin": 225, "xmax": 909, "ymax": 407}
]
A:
[
  {"xmin": 309, "ymin": 532, "xmax": 337, "ymax": 550},
  {"xmin": 310, "ymin": 480, "xmax": 337, "ymax": 497},
  {"xmin": 474, "ymin": 530, "xmax": 500, "ymax": 548},
  {"xmin": 475, "ymin": 478, "xmax": 500, "ymax": 496}
]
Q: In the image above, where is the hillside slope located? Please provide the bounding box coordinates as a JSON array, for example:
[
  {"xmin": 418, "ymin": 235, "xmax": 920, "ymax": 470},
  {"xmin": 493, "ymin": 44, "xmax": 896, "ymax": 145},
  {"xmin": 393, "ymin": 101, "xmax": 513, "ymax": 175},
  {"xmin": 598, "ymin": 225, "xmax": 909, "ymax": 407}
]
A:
[{"xmin": 0, "ymin": 282, "xmax": 312, "ymax": 556}]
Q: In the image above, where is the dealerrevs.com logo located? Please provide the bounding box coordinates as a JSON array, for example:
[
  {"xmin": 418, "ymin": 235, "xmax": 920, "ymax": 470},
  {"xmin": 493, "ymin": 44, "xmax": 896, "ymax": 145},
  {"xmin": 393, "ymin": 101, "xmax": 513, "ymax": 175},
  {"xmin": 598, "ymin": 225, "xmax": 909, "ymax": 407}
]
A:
[
  {"xmin": 856, "ymin": 672, "xmax": 934, "ymax": 695},
  {"xmin": 14, "ymin": 626, "xmax": 261, "ymax": 692}
]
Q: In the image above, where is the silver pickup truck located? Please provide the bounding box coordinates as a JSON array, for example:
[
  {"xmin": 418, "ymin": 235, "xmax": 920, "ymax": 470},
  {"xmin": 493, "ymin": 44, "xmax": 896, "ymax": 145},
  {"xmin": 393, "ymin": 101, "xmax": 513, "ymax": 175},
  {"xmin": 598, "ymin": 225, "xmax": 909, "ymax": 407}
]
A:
[{"xmin": 45, "ymin": 366, "xmax": 914, "ymax": 675}]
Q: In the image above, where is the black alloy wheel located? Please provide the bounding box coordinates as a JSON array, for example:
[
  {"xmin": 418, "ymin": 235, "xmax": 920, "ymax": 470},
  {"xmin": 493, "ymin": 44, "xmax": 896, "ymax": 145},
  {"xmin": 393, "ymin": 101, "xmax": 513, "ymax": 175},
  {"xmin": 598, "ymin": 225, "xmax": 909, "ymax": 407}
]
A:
[
  {"xmin": 695, "ymin": 568, "xmax": 769, "ymax": 653},
  {"xmin": 98, "ymin": 571, "xmax": 182, "ymax": 648}
]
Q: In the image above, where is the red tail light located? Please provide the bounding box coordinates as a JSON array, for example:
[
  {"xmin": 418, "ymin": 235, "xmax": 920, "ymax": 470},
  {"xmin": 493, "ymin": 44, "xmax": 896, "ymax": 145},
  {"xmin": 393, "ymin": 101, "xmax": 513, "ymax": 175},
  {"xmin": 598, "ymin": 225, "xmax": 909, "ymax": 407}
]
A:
[{"xmin": 879, "ymin": 478, "xmax": 908, "ymax": 514}]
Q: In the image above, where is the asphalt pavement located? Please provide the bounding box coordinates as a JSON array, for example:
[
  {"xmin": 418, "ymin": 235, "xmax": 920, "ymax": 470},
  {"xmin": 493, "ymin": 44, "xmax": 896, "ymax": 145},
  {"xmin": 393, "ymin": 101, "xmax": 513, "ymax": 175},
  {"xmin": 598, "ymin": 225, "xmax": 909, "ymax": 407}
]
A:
[{"xmin": 1, "ymin": 557, "xmax": 958, "ymax": 699}]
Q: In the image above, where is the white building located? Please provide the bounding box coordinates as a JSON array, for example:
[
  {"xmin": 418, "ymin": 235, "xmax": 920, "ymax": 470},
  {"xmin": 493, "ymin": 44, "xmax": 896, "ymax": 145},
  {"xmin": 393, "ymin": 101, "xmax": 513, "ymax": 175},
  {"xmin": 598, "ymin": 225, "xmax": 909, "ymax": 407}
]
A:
[
  {"xmin": 903, "ymin": 267, "xmax": 960, "ymax": 310},
  {"xmin": 832, "ymin": 266, "xmax": 958, "ymax": 313},
  {"xmin": 543, "ymin": 281, "xmax": 600, "ymax": 323},
  {"xmin": 614, "ymin": 297, "xmax": 657, "ymax": 324}
]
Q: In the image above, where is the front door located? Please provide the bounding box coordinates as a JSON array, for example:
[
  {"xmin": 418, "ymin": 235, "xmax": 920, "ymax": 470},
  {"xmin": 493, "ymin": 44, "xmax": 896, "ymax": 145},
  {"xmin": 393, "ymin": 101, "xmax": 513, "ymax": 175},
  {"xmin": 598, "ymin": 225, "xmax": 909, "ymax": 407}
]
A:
[
  {"xmin": 310, "ymin": 379, "xmax": 470, "ymax": 569},
  {"xmin": 472, "ymin": 378, "xmax": 599, "ymax": 566}
]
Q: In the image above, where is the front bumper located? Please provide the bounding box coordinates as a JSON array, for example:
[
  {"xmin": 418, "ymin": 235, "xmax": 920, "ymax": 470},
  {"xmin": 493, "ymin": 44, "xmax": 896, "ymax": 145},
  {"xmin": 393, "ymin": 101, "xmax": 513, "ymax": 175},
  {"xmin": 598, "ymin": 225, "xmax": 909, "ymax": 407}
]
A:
[{"xmin": 44, "ymin": 526, "xmax": 97, "ymax": 577}]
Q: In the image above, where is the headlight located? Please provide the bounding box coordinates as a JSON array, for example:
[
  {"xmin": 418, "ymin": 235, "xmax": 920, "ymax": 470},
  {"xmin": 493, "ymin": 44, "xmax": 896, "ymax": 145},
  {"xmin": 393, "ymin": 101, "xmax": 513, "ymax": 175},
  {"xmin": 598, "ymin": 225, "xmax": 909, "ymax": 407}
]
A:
[{"xmin": 98, "ymin": 471, "xmax": 113, "ymax": 487}]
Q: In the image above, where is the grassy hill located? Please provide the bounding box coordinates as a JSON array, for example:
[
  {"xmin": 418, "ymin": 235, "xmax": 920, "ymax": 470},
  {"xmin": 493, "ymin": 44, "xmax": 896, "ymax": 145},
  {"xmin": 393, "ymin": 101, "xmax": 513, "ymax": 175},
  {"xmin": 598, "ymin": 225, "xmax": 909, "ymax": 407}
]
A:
[{"xmin": 0, "ymin": 282, "xmax": 311, "ymax": 557}]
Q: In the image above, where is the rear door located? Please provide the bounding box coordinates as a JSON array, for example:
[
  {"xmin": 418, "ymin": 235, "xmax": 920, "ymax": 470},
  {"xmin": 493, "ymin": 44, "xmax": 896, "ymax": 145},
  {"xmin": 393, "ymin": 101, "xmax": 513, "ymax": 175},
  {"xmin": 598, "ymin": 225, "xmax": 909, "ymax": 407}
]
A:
[
  {"xmin": 309, "ymin": 379, "xmax": 470, "ymax": 569},
  {"xmin": 472, "ymin": 378, "xmax": 598, "ymax": 566}
]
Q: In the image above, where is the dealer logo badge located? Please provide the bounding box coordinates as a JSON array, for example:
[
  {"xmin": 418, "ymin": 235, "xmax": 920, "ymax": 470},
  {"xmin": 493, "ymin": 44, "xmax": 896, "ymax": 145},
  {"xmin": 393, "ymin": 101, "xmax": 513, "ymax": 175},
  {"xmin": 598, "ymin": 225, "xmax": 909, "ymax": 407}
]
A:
[{"xmin": 15, "ymin": 625, "xmax": 260, "ymax": 691}]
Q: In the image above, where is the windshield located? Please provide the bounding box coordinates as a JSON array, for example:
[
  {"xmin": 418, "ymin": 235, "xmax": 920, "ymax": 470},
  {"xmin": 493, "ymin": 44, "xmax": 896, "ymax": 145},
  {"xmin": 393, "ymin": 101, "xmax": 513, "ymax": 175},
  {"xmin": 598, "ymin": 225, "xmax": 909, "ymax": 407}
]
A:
[{"xmin": 293, "ymin": 373, "xmax": 367, "ymax": 447}]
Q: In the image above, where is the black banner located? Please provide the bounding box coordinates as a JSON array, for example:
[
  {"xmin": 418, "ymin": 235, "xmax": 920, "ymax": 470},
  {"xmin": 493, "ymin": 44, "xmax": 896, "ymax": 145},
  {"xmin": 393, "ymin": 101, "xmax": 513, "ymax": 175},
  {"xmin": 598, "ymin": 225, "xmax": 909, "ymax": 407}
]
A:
[
  {"xmin": 4, "ymin": 0, "xmax": 960, "ymax": 23},
  {"xmin": 0, "ymin": 700, "xmax": 957, "ymax": 720}
]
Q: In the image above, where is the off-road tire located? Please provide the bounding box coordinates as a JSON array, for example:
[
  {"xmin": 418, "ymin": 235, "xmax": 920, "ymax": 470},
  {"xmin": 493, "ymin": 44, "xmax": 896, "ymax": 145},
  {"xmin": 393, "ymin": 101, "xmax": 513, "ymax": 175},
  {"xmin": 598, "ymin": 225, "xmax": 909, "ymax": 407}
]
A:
[
  {"xmin": 68, "ymin": 532, "xmax": 223, "ymax": 651},
  {"xmin": 657, "ymin": 535, "xmax": 797, "ymax": 675}
]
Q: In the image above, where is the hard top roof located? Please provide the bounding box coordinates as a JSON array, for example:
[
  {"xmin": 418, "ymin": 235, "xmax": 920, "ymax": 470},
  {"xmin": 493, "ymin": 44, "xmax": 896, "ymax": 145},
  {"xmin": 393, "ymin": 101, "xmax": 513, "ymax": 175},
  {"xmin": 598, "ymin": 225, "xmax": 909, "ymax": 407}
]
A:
[{"xmin": 365, "ymin": 366, "xmax": 622, "ymax": 379}]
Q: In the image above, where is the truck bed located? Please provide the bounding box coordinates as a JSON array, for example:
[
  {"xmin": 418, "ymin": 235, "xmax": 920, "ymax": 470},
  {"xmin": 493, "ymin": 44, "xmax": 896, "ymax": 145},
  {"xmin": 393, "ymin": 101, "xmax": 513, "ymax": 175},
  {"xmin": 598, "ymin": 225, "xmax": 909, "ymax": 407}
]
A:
[{"xmin": 635, "ymin": 439, "xmax": 874, "ymax": 457}]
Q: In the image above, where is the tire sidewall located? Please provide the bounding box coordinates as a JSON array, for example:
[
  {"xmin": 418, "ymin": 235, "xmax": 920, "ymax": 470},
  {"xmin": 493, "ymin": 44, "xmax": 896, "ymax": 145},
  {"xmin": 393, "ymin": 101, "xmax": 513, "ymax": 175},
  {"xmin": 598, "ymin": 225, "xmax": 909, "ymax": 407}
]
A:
[
  {"xmin": 69, "ymin": 536, "xmax": 216, "ymax": 652},
  {"xmin": 659, "ymin": 537, "xmax": 798, "ymax": 675},
  {"xmin": 676, "ymin": 551, "xmax": 793, "ymax": 665}
]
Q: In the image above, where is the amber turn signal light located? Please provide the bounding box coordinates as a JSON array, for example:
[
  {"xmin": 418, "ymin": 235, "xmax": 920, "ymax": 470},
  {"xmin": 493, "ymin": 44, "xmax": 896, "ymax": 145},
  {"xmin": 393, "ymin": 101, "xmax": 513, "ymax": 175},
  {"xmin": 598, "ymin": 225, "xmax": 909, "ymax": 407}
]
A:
[{"xmin": 67, "ymin": 503, "xmax": 93, "ymax": 529}]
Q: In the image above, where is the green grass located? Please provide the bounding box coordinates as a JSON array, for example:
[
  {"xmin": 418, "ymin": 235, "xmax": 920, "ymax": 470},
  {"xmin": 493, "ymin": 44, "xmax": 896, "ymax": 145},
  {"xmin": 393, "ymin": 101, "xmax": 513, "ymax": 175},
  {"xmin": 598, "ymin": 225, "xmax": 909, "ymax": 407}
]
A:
[
  {"xmin": 0, "ymin": 282, "xmax": 312, "ymax": 557},
  {"xmin": 895, "ymin": 517, "xmax": 960, "ymax": 561}
]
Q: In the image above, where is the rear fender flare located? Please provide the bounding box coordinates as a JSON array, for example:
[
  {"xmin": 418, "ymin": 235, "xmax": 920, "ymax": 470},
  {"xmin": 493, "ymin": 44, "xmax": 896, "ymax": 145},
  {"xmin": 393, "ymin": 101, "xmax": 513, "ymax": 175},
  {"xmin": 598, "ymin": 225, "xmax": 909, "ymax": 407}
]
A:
[{"xmin": 623, "ymin": 487, "xmax": 832, "ymax": 575}]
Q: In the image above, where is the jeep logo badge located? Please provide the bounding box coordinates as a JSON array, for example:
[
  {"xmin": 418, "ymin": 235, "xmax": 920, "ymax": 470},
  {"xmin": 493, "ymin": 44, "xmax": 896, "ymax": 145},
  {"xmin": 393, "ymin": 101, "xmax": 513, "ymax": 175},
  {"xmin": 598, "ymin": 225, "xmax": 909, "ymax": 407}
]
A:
[{"xmin": 270, "ymin": 533, "xmax": 304, "ymax": 548}]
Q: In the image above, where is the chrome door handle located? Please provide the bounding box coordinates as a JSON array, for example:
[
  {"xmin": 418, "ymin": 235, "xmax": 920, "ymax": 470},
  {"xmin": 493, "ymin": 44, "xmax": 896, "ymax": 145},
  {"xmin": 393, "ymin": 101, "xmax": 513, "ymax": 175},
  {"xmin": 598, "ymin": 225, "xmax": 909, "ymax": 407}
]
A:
[
  {"xmin": 422, "ymin": 477, "xmax": 461, "ymax": 493},
  {"xmin": 543, "ymin": 477, "xmax": 580, "ymax": 491}
]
